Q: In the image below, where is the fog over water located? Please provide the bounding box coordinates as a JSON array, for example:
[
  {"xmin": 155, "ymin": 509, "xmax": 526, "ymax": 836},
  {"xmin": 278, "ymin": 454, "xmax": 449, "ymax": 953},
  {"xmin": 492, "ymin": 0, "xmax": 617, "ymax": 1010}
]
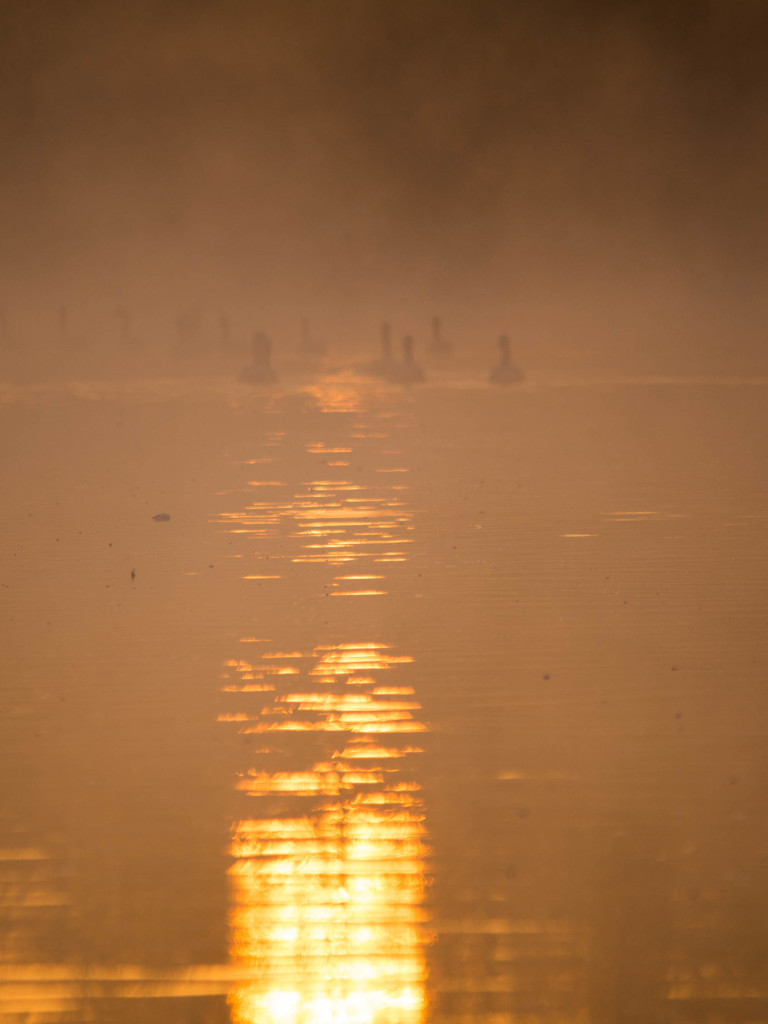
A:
[
  {"xmin": 2, "ymin": 4, "xmax": 768, "ymax": 1024},
  {"xmin": 2, "ymin": 0, "xmax": 768, "ymax": 375}
]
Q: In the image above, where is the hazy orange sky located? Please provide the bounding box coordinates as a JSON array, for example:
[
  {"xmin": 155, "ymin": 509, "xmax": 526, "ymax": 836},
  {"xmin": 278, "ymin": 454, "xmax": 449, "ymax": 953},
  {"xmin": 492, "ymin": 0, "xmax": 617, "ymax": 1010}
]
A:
[{"xmin": 1, "ymin": 0, "xmax": 767, "ymax": 367}]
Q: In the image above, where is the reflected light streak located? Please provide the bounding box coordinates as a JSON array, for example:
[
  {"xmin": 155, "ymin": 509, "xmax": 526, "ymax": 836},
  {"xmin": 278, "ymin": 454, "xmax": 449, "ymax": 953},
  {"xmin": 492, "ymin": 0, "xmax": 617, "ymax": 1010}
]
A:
[
  {"xmin": 331, "ymin": 590, "xmax": 388, "ymax": 597},
  {"xmin": 335, "ymin": 575, "xmax": 385, "ymax": 581},
  {"xmin": 214, "ymin": 448, "xmax": 414, "ymax": 573},
  {"xmin": 223, "ymin": 683, "xmax": 276, "ymax": 693},
  {"xmin": 225, "ymin": 641, "xmax": 430, "ymax": 1024},
  {"xmin": 301, "ymin": 382, "xmax": 366, "ymax": 414}
]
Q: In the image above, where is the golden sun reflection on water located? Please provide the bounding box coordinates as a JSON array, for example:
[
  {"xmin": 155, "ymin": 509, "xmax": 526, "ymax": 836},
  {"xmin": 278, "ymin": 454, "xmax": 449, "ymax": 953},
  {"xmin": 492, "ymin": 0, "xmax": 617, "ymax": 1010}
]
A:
[
  {"xmin": 300, "ymin": 380, "xmax": 367, "ymax": 414},
  {"xmin": 214, "ymin": 403, "xmax": 414, "ymax": 572},
  {"xmin": 223, "ymin": 642, "xmax": 430, "ymax": 1024},
  {"xmin": 217, "ymin": 394, "xmax": 430, "ymax": 1021}
]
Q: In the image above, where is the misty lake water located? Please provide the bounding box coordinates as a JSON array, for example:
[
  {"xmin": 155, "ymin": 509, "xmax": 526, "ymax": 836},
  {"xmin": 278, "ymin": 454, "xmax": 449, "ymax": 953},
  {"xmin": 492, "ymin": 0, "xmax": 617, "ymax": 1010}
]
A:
[{"xmin": 2, "ymin": 369, "xmax": 768, "ymax": 1023}]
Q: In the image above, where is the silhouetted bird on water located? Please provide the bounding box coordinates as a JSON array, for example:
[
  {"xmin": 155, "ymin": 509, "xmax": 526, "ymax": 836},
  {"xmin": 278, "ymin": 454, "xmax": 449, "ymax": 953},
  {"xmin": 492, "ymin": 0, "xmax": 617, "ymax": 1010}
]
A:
[
  {"xmin": 240, "ymin": 332, "xmax": 277, "ymax": 384},
  {"xmin": 428, "ymin": 315, "xmax": 453, "ymax": 355},
  {"xmin": 489, "ymin": 334, "xmax": 524, "ymax": 385},
  {"xmin": 387, "ymin": 335, "xmax": 426, "ymax": 384}
]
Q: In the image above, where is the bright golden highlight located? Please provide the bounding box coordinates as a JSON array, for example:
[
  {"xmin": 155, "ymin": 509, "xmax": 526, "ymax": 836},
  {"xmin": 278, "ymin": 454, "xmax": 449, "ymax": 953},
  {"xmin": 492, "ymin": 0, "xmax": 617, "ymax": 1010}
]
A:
[
  {"xmin": 301, "ymin": 380, "xmax": 365, "ymax": 414},
  {"xmin": 221, "ymin": 641, "xmax": 430, "ymax": 1024},
  {"xmin": 213, "ymin": 427, "xmax": 413, "ymax": 575}
]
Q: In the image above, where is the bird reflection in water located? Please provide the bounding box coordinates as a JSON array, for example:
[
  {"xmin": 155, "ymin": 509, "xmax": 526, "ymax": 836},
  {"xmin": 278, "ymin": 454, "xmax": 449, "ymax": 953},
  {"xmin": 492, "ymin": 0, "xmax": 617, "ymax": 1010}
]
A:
[{"xmin": 222, "ymin": 641, "xmax": 430, "ymax": 1024}]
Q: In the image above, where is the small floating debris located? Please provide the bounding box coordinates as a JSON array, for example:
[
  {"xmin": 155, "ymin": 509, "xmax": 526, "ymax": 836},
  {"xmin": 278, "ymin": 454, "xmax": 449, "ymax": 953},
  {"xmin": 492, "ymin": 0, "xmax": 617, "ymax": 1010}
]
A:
[{"xmin": 152, "ymin": 513, "xmax": 171, "ymax": 522}]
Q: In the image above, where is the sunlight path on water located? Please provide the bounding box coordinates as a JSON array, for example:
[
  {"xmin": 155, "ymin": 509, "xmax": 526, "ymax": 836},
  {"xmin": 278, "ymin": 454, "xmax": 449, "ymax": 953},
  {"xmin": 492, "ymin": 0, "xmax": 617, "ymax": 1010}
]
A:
[{"xmin": 215, "ymin": 379, "xmax": 431, "ymax": 1024}]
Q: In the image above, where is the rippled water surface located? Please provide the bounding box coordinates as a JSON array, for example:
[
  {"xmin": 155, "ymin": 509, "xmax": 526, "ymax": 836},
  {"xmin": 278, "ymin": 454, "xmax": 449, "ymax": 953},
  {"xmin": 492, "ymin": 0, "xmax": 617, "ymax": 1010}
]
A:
[{"xmin": 2, "ymin": 373, "xmax": 768, "ymax": 1023}]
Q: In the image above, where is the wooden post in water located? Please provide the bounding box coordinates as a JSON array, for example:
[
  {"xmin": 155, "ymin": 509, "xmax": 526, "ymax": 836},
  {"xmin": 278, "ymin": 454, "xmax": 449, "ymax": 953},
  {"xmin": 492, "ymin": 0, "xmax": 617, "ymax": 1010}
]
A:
[{"xmin": 429, "ymin": 314, "xmax": 453, "ymax": 354}]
